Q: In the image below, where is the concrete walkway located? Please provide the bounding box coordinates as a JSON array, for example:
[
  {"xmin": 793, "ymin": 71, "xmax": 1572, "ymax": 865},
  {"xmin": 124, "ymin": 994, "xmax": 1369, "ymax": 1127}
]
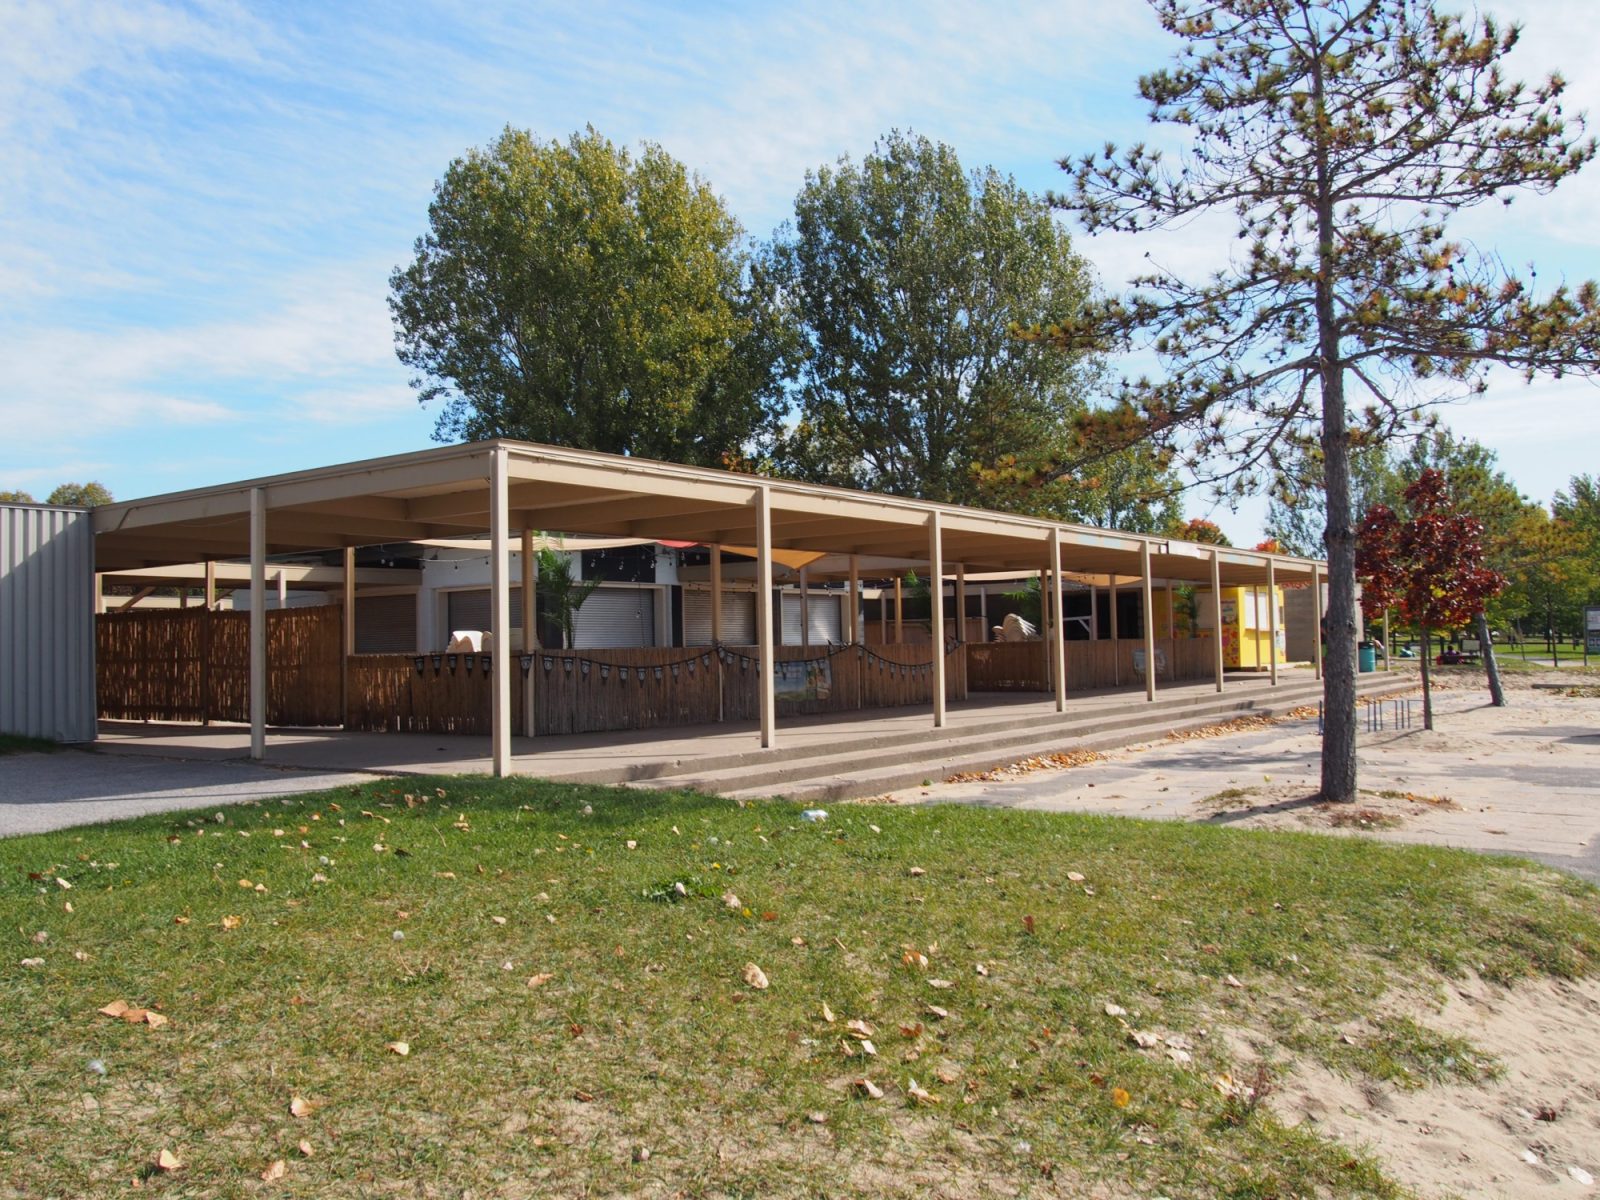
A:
[{"xmin": 0, "ymin": 752, "xmax": 371, "ymax": 837}]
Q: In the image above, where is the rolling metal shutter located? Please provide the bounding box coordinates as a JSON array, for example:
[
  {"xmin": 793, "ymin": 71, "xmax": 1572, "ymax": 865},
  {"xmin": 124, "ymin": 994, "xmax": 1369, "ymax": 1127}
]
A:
[
  {"xmin": 572, "ymin": 587, "xmax": 657, "ymax": 648},
  {"xmin": 354, "ymin": 593, "xmax": 418, "ymax": 653},
  {"xmin": 444, "ymin": 589, "xmax": 524, "ymax": 637},
  {"xmin": 781, "ymin": 592, "xmax": 843, "ymax": 646},
  {"xmin": 682, "ymin": 589, "xmax": 756, "ymax": 646}
]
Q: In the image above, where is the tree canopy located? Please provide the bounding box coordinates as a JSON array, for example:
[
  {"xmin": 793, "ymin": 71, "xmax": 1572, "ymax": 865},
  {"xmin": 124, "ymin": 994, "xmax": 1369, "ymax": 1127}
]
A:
[
  {"xmin": 769, "ymin": 131, "xmax": 1109, "ymax": 511},
  {"xmin": 0, "ymin": 482, "xmax": 112, "ymax": 506},
  {"xmin": 391, "ymin": 126, "xmax": 789, "ymax": 466},
  {"xmin": 1041, "ymin": 0, "xmax": 1600, "ymax": 801}
]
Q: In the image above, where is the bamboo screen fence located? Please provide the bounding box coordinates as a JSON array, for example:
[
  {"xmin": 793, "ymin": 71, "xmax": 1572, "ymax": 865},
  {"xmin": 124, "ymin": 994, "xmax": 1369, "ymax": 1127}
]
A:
[
  {"xmin": 965, "ymin": 637, "xmax": 1219, "ymax": 693},
  {"xmin": 344, "ymin": 641, "xmax": 967, "ymax": 737},
  {"xmin": 97, "ymin": 607, "xmax": 342, "ymax": 726}
]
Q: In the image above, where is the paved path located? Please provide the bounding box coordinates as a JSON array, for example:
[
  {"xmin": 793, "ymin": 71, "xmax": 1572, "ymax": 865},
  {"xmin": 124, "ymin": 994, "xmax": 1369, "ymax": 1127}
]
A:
[{"xmin": 0, "ymin": 751, "xmax": 373, "ymax": 837}]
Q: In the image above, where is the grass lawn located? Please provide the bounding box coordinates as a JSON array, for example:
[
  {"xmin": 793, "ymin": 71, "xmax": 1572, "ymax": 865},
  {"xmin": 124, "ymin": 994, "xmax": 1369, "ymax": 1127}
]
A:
[{"xmin": 4, "ymin": 778, "xmax": 1598, "ymax": 1199}]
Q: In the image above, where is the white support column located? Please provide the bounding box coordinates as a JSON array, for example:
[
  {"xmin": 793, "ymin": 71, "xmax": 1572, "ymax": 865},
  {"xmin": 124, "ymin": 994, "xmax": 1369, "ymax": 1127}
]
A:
[
  {"xmin": 1040, "ymin": 566, "xmax": 1051, "ymax": 688},
  {"xmin": 754, "ymin": 486, "xmax": 776, "ymax": 748},
  {"xmin": 1211, "ymin": 548, "xmax": 1225, "ymax": 693},
  {"xmin": 1267, "ymin": 560, "xmax": 1279, "ymax": 686},
  {"xmin": 979, "ymin": 583, "xmax": 988, "ymax": 639},
  {"xmin": 204, "ymin": 560, "xmax": 216, "ymax": 611},
  {"xmin": 954, "ymin": 562, "xmax": 968, "ymax": 699},
  {"xmin": 489, "ymin": 448, "xmax": 512, "ymax": 777},
  {"xmin": 1141, "ymin": 541, "xmax": 1157, "ymax": 702},
  {"xmin": 799, "ymin": 567, "xmax": 810, "ymax": 653},
  {"xmin": 1312, "ymin": 568, "xmax": 1324, "ymax": 680},
  {"xmin": 1383, "ymin": 608, "xmax": 1391, "ymax": 671},
  {"xmin": 94, "ymin": 573, "xmax": 104, "ymax": 614},
  {"xmin": 848, "ymin": 555, "xmax": 860, "ymax": 645},
  {"xmin": 929, "ymin": 512, "xmax": 946, "ymax": 728},
  {"xmin": 1089, "ymin": 581, "xmax": 1099, "ymax": 640},
  {"xmin": 521, "ymin": 529, "xmax": 537, "ymax": 738},
  {"xmin": 342, "ymin": 546, "xmax": 356, "ymax": 727},
  {"xmin": 249, "ymin": 487, "xmax": 266, "ymax": 761},
  {"xmin": 894, "ymin": 576, "xmax": 904, "ymax": 644},
  {"xmin": 1166, "ymin": 582, "xmax": 1176, "ymax": 639},
  {"xmin": 276, "ymin": 569, "xmax": 287, "ymax": 610},
  {"xmin": 1050, "ymin": 529, "xmax": 1067, "ymax": 712}
]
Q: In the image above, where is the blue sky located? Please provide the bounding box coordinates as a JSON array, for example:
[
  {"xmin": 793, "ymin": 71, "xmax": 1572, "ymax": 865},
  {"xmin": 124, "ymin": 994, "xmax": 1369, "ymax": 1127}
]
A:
[{"xmin": 3, "ymin": 0, "xmax": 1597, "ymax": 542}]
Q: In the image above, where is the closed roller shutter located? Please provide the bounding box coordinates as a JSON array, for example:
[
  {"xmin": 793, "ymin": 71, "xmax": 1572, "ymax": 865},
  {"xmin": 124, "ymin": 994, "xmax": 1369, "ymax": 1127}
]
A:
[
  {"xmin": 573, "ymin": 587, "xmax": 657, "ymax": 648},
  {"xmin": 781, "ymin": 592, "xmax": 843, "ymax": 646},
  {"xmin": 355, "ymin": 594, "xmax": 418, "ymax": 653},
  {"xmin": 682, "ymin": 589, "xmax": 756, "ymax": 645},
  {"xmin": 444, "ymin": 589, "xmax": 524, "ymax": 637}
]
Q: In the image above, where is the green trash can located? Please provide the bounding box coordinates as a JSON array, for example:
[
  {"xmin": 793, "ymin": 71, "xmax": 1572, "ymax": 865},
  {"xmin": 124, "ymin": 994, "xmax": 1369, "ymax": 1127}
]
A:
[{"xmin": 1358, "ymin": 641, "xmax": 1376, "ymax": 673}]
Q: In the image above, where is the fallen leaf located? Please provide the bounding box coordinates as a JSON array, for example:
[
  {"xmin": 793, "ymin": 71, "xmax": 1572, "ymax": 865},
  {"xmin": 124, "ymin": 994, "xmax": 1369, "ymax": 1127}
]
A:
[
  {"xmin": 821, "ymin": 1002, "xmax": 835, "ymax": 1023},
  {"xmin": 20, "ymin": 957, "xmax": 44, "ymax": 967},
  {"xmin": 1129, "ymin": 1030, "xmax": 1161, "ymax": 1049},
  {"xmin": 527, "ymin": 972, "xmax": 555, "ymax": 989},
  {"xmin": 220, "ymin": 915, "xmax": 242, "ymax": 931},
  {"xmin": 925, "ymin": 1005, "xmax": 949, "ymax": 1020},
  {"xmin": 854, "ymin": 1078, "xmax": 884, "ymax": 1099},
  {"xmin": 908, "ymin": 867, "xmax": 926, "ymax": 877},
  {"xmin": 974, "ymin": 963, "xmax": 989, "ymax": 977},
  {"xmin": 1022, "ymin": 914, "xmax": 1035, "ymax": 935},
  {"xmin": 156, "ymin": 1149, "xmax": 183, "ymax": 1172},
  {"xmin": 1111, "ymin": 1087, "xmax": 1131, "ymax": 1108},
  {"xmin": 1067, "ymin": 871, "xmax": 1086, "ymax": 882},
  {"xmin": 1225, "ymin": 974, "xmax": 1244, "ymax": 989},
  {"xmin": 238, "ymin": 879, "xmax": 253, "ymax": 889},
  {"xmin": 935, "ymin": 1067, "xmax": 960, "ymax": 1084},
  {"xmin": 806, "ymin": 1111, "xmax": 827, "ymax": 1124},
  {"xmin": 173, "ymin": 916, "xmax": 190, "ymax": 925},
  {"xmin": 386, "ymin": 1041, "xmax": 410, "ymax": 1057},
  {"xmin": 1104, "ymin": 1003, "xmax": 1127, "ymax": 1017},
  {"xmin": 1167, "ymin": 1047, "xmax": 1193, "ymax": 1066},
  {"xmin": 845, "ymin": 1019, "xmax": 875, "ymax": 1039},
  {"xmin": 98, "ymin": 999, "xmax": 129, "ymax": 1018},
  {"xmin": 297, "ymin": 1140, "xmax": 313, "ymax": 1158},
  {"xmin": 72, "ymin": 950, "xmax": 89, "ymax": 962},
  {"xmin": 142, "ymin": 1011, "xmax": 169, "ymax": 1029},
  {"xmin": 742, "ymin": 963, "xmax": 769, "ymax": 990},
  {"xmin": 899, "ymin": 1022, "xmax": 924, "ymax": 1039},
  {"xmin": 859, "ymin": 1040, "xmax": 878, "ymax": 1057},
  {"xmin": 1570, "ymin": 1166, "xmax": 1594, "ymax": 1185},
  {"xmin": 573, "ymin": 1089, "xmax": 595, "ymax": 1103},
  {"xmin": 928, "ymin": 979, "xmax": 954, "ymax": 990},
  {"xmin": 721, "ymin": 891, "xmax": 742, "ymax": 910},
  {"xmin": 289, "ymin": 1096, "xmax": 313, "ymax": 1118},
  {"xmin": 491, "ymin": 915, "xmax": 508, "ymax": 926},
  {"xmin": 261, "ymin": 1159, "xmax": 286, "ymax": 1183},
  {"xmin": 906, "ymin": 1078, "xmax": 939, "ymax": 1105}
]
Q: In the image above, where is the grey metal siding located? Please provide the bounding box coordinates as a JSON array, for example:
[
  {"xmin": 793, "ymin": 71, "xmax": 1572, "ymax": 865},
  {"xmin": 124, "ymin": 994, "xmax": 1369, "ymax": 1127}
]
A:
[
  {"xmin": 0, "ymin": 505, "xmax": 96, "ymax": 742},
  {"xmin": 573, "ymin": 587, "xmax": 657, "ymax": 648},
  {"xmin": 683, "ymin": 589, "xmax": 756, "ymax": 646},
  {"xmin": 355, "ymin": 593, "xmax": 419, "ymax": 654}
]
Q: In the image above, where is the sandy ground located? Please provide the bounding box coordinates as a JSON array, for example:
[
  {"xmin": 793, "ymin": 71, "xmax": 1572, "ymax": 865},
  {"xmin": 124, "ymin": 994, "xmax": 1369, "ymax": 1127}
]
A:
[
  {"xmin": 889, "ymin": 669, "xmax": 1600, "ymax": 881},
  {"xmin": 883, "ymin": 668, "xmax": 1600, "ymax": 1198}
]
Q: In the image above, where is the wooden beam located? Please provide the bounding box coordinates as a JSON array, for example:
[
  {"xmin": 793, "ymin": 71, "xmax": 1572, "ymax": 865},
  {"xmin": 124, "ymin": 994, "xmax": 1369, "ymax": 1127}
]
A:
[
  {"xmin": 1267, "ymin": 560, "xmax": 1279, "ymax": 686},
  {"xmin": 1051, "ymin": 529, "xmax": 1067, "ymax": 713},
  {"xmin": 115, "ymin": 586, "xmax": 157, "ymax": 611},
  {"xmin": 342, "ymin": 547, "xmax": 355, "ymax": 726},
  {"xmin": 522, "ymin": 528, "xmax": 536, "ymax": 738},
  {"xmin": 249, "ymin": 487, "xmax": 266, "ymax": 761},
  {"xmin": 1211, "ymin": 548, "xmax": 1224, "ymax": 693},
  {"xmin": 929, "ymin": 512, "xmax": 945, "ymax": 728},
  {"xmin": 1141, "ymin": 540, "xmax": 1156, "ymax": 702},
  {"xmin": 754, "ymin": 487, "xmax": 776, "ymax": 749}
]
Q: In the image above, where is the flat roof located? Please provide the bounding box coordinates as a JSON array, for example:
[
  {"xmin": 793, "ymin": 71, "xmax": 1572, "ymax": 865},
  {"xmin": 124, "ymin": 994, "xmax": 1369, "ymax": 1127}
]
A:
[{"xmin": 91, "ymin": 439, "xmax": 1320, "ymax": 586}]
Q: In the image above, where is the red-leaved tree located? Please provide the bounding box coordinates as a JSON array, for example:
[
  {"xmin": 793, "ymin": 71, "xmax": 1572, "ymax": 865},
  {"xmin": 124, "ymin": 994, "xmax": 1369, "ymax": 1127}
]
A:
[{"xmin": 1356, "ymin": 470, "xmax": 1503, "ymax": 730}]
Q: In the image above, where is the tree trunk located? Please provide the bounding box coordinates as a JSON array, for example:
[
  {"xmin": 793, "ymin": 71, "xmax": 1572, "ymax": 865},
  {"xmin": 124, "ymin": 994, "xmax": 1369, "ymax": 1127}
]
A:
[
  {"xmin": 1420, "ymin": 620, "xmax": 1435, "ymax": 731},
  {"xmin": 1311, "ymin": 49, "xmax": 1358, "ymax": 803},
  {"xmin": 1474, "ymin": 610, "xmax": 1505, "ymax": 707}
]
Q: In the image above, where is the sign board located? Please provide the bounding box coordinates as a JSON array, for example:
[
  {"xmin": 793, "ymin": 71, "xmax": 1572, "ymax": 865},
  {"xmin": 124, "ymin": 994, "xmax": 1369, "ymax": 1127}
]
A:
[
  {"xmin": 1586, "ymin": 606, "xmax": 1600, "ymax": 656},
  {"xmin": 775, "ymin": 658, "xmax": 832, "ymax": 702},
  {"xmin": 1131, "ymin": 647, "xmax": 1168, "ymax": 678}
]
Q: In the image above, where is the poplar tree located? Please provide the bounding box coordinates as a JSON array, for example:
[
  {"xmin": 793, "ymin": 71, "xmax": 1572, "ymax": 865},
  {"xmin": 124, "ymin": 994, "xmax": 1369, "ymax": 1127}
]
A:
[{"xmin": 1040, "ymin": 0, "xmax": 1600, "ymax": 801}]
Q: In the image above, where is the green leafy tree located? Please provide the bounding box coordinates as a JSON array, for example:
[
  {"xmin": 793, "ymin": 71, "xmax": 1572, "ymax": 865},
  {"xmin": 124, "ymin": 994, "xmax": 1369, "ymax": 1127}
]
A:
[
  {"xmin": 46, "ymin": 482, "xmax": 113, "ymax": 507},
  {"xmin": 1499, "ymin": 506, "xmax": 1596, "ymax": 655},
  {"xmin": 391, "ymin": 126, "xmax": 789, "ymax": 465},
  {"xmin": 0, "ymin": 489, "xmax": 34, "ymax": 503},
  {"xmin": 1040, "ymin": 0, "xmax": 1600, "ymax": 801},
  {"xmin": 536, "ymin": 548, "xmax": 602, "ymax": 651},
  {"xmin": 770, "ymin": 131, "xmax": 1100, "ymax": 509},
  {"xmin": 1357, "ymin": 470, "xmax": 1503, "ymax": 729},
  {"xmin": 1266, "ymin": 441, "xmax": 1400, "ymax": 558},
  {"xmin": 1170, "ymin": 517, "xmax": 1230, "ymax": 547},
  {"xmin": 1553, "ymin": 473, "xmax": 1600, "ymax": 587}
]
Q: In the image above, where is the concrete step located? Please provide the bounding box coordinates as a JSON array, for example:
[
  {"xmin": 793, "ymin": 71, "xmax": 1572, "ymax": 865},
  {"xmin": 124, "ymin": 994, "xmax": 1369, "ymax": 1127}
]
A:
[
  {"xmin": 631, "ymin": 673, "xmax": 1410, "ymax": 801},
  {"xmin": 546, "ymin": 674, "xmax": 1336, "ymax": 787},
  {"xmin": 638, "ymin": 683, "xmax": 1329, "ymax": 795}
]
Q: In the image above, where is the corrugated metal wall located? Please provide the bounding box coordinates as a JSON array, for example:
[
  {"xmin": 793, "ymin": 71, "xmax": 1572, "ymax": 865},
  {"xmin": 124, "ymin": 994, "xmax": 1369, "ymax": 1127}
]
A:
[{"xmin": 0, "ymin": 504, "xmax": 96, "ymax": 742}]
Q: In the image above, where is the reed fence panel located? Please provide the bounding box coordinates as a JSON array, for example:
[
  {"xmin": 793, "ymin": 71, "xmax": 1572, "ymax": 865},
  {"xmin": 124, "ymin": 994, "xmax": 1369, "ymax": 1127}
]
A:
[{"xmin": 98, "ymin": 606, "xmax": 342, "ymax": 726}]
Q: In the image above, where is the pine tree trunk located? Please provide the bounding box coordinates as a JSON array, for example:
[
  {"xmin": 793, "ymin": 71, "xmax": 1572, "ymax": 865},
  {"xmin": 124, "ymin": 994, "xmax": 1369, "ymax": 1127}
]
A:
[
  {"xmin": 1475, "ymin": 611, "xmax": 1505, "ymax": 707},
  {"xmin": 1420, "ymin": 621, "xmax": 1435, "ymax": 730}
]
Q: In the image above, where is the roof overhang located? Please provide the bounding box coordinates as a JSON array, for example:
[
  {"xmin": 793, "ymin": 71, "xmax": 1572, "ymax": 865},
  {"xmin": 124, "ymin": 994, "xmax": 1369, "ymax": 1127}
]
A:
[{"xmin": 91, "ymin": 439, "xmax": 1323, "ymax": 586}]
